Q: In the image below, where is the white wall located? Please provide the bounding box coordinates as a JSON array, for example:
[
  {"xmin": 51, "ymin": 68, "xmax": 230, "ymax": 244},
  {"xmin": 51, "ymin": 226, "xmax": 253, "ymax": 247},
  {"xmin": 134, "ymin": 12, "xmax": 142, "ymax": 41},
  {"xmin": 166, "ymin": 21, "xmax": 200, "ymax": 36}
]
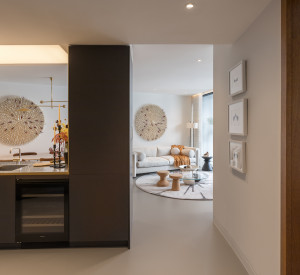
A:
[
  {"xmin": 213, "ymin": 0, "xmax": 281, "ymax": 274},
  {"xmin": 133, "ymin": 92, "xmax": 191, "ymax": 148},
  {"xmin": 0, "ymin": 81, "xmax": 68, "ymax": 157}
]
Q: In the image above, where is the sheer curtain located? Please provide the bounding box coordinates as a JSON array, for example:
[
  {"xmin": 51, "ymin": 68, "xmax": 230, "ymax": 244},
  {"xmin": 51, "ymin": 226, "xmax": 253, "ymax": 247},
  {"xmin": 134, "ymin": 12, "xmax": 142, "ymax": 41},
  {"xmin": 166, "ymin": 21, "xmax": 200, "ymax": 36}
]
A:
[
  {"xmin": 192, "ymin": 94, "xmax": 202, "ymax": 149},
  {"xmin": 192, "ymin": 92, "xmax": 213, "ymax": 160},
  {"xmin": 201, "ymin": 93, "xmax": 213, "ymax": 156}
]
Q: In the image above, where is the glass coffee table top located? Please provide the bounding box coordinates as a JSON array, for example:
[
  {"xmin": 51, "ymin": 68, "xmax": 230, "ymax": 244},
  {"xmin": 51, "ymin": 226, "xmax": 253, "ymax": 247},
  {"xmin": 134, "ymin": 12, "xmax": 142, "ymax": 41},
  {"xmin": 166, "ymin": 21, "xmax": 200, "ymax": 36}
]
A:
[
  {"xmin": 177, "ymin": 171, "xmax": 209, "ymax": 195},
  {"xmin": 179, "ymin": 165, "xmax": 198, "ymax": 172},
  {"xmin": 181, "ymin": 171, "xmax": 208, "ymax": 182}
]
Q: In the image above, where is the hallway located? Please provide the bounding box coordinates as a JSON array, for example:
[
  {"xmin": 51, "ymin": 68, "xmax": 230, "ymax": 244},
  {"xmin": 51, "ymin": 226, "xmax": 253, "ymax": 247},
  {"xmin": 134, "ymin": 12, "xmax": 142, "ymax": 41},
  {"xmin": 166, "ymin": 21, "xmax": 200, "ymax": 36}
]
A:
[{"xmin": 0, "ymin": 184, "xmax": 247, "ymax": 275}]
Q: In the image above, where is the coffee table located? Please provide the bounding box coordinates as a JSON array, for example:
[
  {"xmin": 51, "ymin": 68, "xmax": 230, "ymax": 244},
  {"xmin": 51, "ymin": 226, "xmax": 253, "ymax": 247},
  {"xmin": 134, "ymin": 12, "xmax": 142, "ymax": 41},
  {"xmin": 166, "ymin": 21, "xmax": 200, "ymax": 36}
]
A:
[
  {"xmin": 182, "ymin": 172, "xmax": 209, "ymax": 194},
  {"xmin": 179, "ymin": 165, "xmax": 198, "ymax": 172}
]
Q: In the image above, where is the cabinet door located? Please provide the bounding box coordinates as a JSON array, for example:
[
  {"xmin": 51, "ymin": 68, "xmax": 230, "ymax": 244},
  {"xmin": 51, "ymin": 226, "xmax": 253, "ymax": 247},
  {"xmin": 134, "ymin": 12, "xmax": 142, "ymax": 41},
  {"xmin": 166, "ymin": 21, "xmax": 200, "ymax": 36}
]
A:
[
  {"xmin": 0, "ymin": 176, "xmax": 15, "ymax": 243},
  {"xmin": 69, "ymin": 45, "xmax": 131, "ymax": 176},
  {"xmin": 68, "ymin": 45, "xmax": 131, "ymax": 246},
  {"xmin": 69, "ymin": 174, "xmax": 129, "ymax": 244}
]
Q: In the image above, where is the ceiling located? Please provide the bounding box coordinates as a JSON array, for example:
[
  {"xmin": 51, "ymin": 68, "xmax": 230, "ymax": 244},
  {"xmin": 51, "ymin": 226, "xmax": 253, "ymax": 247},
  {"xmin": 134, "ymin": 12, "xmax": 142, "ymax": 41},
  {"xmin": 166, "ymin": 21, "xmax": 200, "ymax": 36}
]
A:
[
  {"xmin": 0, "ymin": 0, "xmax": 272, "ymax": 45},
  {"xmin": 132, "ymin": 44, "xmax": 213, "ymax": 95},
  {"xmin": 0, "ymin": 45, "xmax": 212, "ymax": 95},
  {"xmin": 0, "ymin": 65, "xmax": 68, "ymax": 86},
  {"xmin": 0, "ymin": 0, "xmax": 272, "ymax": 94}
]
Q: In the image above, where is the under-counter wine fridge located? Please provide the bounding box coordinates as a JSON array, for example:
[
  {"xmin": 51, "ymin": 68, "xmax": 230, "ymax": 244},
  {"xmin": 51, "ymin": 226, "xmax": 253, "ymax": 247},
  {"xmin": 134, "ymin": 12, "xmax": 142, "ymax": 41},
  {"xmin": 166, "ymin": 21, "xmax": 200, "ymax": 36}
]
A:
[{"xmin": 16, "ymin": 179, "xmax": 69, "ymax": 246}]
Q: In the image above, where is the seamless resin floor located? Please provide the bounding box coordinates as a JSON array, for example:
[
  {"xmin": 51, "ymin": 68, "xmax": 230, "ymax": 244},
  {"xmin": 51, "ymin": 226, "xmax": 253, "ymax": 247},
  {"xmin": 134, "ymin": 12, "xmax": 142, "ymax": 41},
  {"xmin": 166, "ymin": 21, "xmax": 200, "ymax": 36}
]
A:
[{"xmin": 0, "ymin": 183, "xmax": 247, "ymax": 275}]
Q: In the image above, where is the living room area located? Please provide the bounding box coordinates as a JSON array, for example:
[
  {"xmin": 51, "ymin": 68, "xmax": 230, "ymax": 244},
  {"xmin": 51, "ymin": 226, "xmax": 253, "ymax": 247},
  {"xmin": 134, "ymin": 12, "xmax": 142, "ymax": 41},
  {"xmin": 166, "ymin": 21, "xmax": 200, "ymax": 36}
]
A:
[{"xmin": 132, "ymin": 44, "xmax": 213, "ymax": 200}]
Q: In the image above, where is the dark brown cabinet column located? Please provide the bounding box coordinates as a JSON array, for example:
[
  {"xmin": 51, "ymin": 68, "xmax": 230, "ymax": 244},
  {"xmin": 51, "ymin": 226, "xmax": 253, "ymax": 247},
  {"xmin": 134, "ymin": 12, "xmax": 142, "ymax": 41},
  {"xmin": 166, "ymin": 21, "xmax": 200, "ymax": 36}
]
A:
[
  {"xmin": 0, "ymin": 176, "xmax": 15, "ymax": 244},
  {"xmin": 69, "ymin": 46, "xmax": 131, "ymax": 247}
]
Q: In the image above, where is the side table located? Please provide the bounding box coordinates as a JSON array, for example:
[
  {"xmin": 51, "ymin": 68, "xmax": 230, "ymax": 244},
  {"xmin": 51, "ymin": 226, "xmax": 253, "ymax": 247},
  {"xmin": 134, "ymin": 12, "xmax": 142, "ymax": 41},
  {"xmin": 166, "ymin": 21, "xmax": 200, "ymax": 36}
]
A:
[
  {"xmin": 202, "ymin": 156, "xmax": 213, "ymax": 171},
  {"xmin": 169, "ymin": 173, "xmax": 183, "ymax": 191},
  {"xmin": 157, "ymin": 170, "xmax": 170, "ymax": 187}
]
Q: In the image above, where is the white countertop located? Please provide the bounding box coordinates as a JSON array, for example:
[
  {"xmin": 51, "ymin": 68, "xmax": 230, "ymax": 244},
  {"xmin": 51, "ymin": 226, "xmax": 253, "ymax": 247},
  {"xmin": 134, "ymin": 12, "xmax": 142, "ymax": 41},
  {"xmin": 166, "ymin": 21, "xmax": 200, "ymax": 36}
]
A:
[{"xmin": 0, "ymin": 162, "xmax": 69, "ymax": 176}]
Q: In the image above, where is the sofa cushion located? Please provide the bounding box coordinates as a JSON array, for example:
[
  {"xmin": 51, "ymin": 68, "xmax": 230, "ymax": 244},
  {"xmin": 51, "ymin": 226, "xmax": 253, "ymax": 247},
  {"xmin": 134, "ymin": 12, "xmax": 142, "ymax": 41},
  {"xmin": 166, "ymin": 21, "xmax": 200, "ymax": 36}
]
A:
[
  {"xmin": 133, "ymin": 147, "xmax": 157, "ymax": 157},
  {"xmin": 182, "ymin": 149, "xmax": 195, "ymax": 158},
  {"xmin": 157, "ymin": 146, "xmax": 171, "ymax": 157},
  {"xmin": 160, "ymin": 155, "xmax": 175, "ymax": 165},
  {"xmin": 137, "ymin": 157, "xmax": 169, "ymax": 168},
  {"xmin": 137, "ymin": 152, "xmax": 146, "ymax": 161}
]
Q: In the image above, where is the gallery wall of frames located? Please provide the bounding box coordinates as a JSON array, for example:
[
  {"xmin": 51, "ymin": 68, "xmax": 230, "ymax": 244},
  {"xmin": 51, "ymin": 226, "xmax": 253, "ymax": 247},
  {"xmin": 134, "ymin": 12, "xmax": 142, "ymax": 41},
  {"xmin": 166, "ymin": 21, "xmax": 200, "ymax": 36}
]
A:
[{"xmin": 228, "ymin": 60, "xmax": 247, "ymax": 173}]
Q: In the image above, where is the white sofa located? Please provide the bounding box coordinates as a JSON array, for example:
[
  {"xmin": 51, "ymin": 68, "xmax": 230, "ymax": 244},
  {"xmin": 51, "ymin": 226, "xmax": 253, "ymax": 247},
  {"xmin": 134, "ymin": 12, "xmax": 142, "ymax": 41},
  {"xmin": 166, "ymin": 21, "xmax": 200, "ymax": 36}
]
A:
[{"xmin": 132, "ymin": 146, "xmax": 199, "ymax": 177}]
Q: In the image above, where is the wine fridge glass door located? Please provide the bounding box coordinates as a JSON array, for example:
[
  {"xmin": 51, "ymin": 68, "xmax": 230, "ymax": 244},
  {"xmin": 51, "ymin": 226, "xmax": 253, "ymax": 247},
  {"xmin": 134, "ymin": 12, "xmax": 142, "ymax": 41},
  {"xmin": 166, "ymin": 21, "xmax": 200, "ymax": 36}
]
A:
[{"xmin": 16, "ymin": 180, "xmax": 69, "ymax": 243}]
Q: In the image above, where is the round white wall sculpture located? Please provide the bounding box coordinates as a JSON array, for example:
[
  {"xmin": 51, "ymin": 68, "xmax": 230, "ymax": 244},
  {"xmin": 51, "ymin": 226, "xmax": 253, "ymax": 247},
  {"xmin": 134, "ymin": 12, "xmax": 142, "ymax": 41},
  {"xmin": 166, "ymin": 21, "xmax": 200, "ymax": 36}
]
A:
[
  {"xmin": 0, "ymin": 96, "xmax": 44, "ymax": 146},
  {"xmin": 135, "ymin": 104, "xmax": 167, "ymax": 141}
]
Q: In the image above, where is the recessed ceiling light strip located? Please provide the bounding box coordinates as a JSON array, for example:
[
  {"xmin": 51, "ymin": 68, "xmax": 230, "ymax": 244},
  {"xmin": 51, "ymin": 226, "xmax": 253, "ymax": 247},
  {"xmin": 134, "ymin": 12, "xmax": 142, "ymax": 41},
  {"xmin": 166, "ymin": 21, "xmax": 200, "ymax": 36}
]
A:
[{"xmin": 0, "ymin": 45, "xmax": 68, "ymax": 64}]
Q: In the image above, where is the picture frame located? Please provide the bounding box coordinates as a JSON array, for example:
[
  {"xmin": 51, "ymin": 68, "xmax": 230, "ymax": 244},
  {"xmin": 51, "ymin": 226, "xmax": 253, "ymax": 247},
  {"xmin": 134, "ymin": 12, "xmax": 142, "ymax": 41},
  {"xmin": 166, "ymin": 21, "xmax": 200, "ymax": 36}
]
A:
[
  {"xmin": 229, "ymin": 60, "xmax": 247, "ymax": 96},
  {"xmin": 229, "ymin": 140, "xmax": 246, "ymax": 173},
  {"xmin": 228, "ymin": 99, "xmax": 248, "ymax": 136}
]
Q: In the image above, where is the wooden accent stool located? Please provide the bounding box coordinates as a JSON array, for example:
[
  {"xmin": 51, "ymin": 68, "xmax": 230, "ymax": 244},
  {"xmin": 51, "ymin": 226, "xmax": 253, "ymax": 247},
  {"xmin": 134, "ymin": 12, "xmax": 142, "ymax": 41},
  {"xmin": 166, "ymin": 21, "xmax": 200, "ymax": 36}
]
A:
[
  {"xmin": 169, "ymin": 173, "xmax": 183, "ymax": 191},
  {"xmin": 157, "ymin": 170, "xmax": 170, "ymax": 187}
]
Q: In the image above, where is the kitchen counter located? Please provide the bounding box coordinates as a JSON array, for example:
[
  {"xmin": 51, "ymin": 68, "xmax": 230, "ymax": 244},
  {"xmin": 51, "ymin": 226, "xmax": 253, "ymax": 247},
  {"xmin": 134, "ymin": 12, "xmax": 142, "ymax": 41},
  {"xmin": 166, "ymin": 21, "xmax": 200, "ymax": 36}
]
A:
[
  {"xmin": 0, "ymin": 153, "xmax": 55, "ymax": 162},
  {"xmin": 0, "ymin": 163, "xmax": 69, "ymax": 176}
]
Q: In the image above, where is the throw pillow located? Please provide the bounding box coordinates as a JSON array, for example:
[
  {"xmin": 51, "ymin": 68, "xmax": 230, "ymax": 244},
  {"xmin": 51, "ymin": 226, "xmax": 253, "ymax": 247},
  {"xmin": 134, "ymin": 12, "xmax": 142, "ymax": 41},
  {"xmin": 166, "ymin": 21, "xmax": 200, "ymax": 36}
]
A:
[
  {"xmin": 171, "ymin": 144, "xmax": 185, "ymax": 152},
  {"xmin": 181, "ymin": 149, "xmax": 195, "ymax": 158},
  {"xmin": 171, "ymin": 147, "xmax": 180, "ymax": 155},
  {"xmin": 137, "ymin": 152, "xmax": 146, "ymax": 161}
]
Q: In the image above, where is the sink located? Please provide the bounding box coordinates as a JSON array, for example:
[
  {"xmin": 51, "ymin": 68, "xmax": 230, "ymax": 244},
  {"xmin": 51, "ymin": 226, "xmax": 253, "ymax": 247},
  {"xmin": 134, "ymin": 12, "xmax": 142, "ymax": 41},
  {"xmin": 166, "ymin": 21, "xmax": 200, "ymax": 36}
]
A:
[{"xmin": 0, "ymin": 165, "xmax": 28, "ymax": 171}]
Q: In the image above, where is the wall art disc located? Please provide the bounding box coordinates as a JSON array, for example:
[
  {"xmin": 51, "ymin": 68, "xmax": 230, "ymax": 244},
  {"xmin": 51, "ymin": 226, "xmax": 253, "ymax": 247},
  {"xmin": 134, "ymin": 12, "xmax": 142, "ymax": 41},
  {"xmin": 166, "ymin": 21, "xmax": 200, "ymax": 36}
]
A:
[
  {"xmin": 0, "ymin": 96, "xmax": 44, "ymax": 146},
  {"xmin": 135, "ymin": 104, "xmax": 167, "ymax": 141}
]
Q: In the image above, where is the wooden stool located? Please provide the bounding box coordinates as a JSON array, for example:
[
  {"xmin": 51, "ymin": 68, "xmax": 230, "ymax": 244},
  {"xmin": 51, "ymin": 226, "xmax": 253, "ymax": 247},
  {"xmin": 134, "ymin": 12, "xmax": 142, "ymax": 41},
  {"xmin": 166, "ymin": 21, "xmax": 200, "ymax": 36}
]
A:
[
  {"xmin": 157, "ymin": 170, "xmax": 170, "ymax": 187},
  {"xmin": 169, "ymin": 173, "xmax": 183, "ymax": 191}
]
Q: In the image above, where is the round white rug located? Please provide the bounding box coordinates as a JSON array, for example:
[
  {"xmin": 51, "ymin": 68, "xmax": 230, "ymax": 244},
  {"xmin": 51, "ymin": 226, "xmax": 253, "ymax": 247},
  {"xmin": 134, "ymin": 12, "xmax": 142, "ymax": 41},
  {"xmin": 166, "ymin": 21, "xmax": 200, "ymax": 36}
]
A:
[{"xmin": 135, "ymin": 172, "xmax": 213, "ymax": 200}]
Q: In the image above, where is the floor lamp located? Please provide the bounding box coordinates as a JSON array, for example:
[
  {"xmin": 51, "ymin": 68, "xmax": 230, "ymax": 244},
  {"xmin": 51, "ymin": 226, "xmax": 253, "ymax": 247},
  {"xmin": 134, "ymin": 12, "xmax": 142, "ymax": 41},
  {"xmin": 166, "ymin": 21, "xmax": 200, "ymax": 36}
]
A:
[{"xmin": 186, "ymin": 122, "xmax": 199, "ymax": 147}]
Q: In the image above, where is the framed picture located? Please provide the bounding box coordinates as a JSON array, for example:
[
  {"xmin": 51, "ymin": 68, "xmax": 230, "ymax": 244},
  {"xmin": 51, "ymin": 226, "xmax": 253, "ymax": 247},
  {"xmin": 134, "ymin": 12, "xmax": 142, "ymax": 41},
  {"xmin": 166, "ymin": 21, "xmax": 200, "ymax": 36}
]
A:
[
  {"xmin": 228, "ymin": 99, "xmax": 248, "ymax": 136},
  {"xmin": 229, "ymin": 60, "xmax": 246, "ymax": 96},
  {"xmin": 229, "ymin": 140, "xmax": 246, "ymax": 173}
]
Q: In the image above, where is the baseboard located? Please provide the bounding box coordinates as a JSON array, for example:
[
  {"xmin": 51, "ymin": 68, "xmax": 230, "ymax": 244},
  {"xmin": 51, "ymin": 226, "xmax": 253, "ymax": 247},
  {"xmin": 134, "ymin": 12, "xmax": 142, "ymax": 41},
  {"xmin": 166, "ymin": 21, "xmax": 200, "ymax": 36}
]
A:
[
  {"xmin": 20, "ymin": 242, "xmax": 69, "ymax": 249},
  {"xmin": 0, "ymin": 243, "xmax": 20, "ymax": 249},
  {"xmin": 213, "ymin": 216, "xmax": 258, "ymax": 275},
  {"xmin": 69, "ymin": 240, "xmax": 129, "ymax": 248}
]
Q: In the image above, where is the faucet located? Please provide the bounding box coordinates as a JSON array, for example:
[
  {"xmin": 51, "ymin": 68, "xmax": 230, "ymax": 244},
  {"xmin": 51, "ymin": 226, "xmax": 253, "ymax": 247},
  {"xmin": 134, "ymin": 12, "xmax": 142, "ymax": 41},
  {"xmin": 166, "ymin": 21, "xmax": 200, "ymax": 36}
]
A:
[{"xmin": 10, "ymin": 148, "xmax": 22, "ymax": 164}]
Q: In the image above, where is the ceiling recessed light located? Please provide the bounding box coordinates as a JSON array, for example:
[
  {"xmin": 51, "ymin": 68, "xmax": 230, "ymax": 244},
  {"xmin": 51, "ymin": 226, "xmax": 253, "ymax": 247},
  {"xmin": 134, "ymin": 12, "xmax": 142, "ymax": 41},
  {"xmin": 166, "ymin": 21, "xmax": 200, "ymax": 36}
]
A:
[
  {"xmin": 186, "ymin": 3, "xmax": 194, "ymax": 9},
  {"xmin": 197, "ymin": 59, "xmax": 202, "ymax": 62}
]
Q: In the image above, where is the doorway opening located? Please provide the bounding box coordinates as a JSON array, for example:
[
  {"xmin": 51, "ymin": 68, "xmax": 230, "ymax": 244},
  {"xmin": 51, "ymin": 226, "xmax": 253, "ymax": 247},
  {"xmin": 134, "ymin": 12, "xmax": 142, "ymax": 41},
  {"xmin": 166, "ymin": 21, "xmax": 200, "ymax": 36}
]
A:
[{"xmin": 131, "ymin": 44, "xmax": 213, "ymax": 200}]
